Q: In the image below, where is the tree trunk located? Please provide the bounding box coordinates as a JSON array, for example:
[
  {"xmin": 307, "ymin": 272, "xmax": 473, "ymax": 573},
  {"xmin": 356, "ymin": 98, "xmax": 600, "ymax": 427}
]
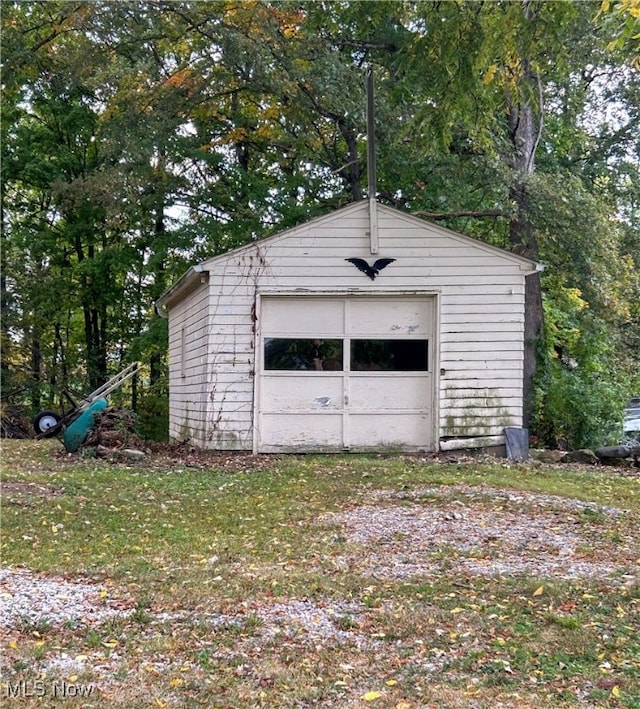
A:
[
  {"xmin": 523, "ymin": 270, "xmax": 544, "ymax": 427},
  {"xmin": 30, "ymin": 328, "xmax": 42, "ymax": 413},
  {"xmin": 341, "ymin": 124, "xmax": 363, "ymax": 201},
  {"xmin": 0, "ymin": 195, "xmax": 10, "ymax": 395},
  {"xmin": 506, "ymin": 47, "xmax": 544, "ymax": 428},
  {"xmin": 508, "ymin": 176, "xmax": 544, "ymax": 432},
  {"xmin": 84, "ymin": 305, "xmax": 101, "ymax": 391},
  {"xmin": 75, "ymin": 229, "xmax": 109, "ymax": 391},
  {"xmin": 149, "ymin": 191, "xmax": 167, "ymax": 387}
]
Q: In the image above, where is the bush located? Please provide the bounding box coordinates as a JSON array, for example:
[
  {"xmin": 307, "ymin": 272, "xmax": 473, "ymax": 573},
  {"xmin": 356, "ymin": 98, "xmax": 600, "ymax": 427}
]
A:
[
  {"xmin": 533, "ymin": 360, "xmax": 628, "ymax": 450},
  {"xmin": 136, "ymin": 392, "xmax": 169, "ymax": 442},
  {"xmin": 532, "ymin": 288, "xmax": 631, "ymax": 449}
]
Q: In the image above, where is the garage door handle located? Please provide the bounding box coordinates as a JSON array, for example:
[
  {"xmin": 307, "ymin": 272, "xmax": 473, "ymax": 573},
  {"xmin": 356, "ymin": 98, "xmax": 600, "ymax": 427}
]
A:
[{"xmin": 344, "ymin": 395, "xmax": 349, "ymax": 405}]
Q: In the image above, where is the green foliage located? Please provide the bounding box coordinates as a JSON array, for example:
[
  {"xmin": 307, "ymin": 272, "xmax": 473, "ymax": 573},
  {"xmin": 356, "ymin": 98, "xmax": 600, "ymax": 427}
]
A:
[
  {"xmin": 136, "ymin": 385, "xmax": 169, "ymax": 442},
  {"xmin": 596, "ymin": 0, "xmax": 640, "ymax": 68},
  {"xmin": 532, "ymin": 287, "xmax": 631, "ymax": 449},
  {"xmin": 535, "ymin": 359, "xmax": 629, "ymax": 450},
  {"xmin": 1, "ymin": 1, "xmax": 638, "ymax": 445}
]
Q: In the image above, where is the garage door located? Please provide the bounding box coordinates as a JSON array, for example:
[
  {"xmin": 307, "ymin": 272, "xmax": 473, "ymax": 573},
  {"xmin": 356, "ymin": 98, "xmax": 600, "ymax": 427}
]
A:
[{"xmin": 257, "ymin": 295, "xmax": 436, "ymax": 452}]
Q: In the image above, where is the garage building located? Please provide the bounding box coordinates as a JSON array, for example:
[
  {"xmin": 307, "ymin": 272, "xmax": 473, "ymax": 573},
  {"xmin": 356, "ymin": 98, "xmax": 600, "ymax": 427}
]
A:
[{"xmin": 155, "ymin": 201, "xmax": 541, "ymax": 453}]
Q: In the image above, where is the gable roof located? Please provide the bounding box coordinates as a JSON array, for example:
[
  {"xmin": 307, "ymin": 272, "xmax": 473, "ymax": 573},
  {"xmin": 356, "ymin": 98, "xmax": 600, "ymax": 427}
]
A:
[{"xmin": 156, "ymin": 201, "xmax": 542, "ymax": 313}]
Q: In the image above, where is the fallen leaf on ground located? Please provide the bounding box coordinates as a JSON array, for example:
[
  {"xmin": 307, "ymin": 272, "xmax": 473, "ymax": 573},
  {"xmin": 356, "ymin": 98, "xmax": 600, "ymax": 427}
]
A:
[{"xmin": 362, "ymin": 690, "xmax": 383, "ymax": 701}]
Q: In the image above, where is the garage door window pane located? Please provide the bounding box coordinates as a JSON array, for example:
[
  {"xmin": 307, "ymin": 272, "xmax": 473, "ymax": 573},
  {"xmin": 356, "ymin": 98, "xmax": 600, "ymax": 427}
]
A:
[
  {"xmin": 264, "ymin": 338, "xmax": 343, "ymax": 371},
  {"xmin": 351, "ymin": 340, "xmax": 429, "ymax": 371}
]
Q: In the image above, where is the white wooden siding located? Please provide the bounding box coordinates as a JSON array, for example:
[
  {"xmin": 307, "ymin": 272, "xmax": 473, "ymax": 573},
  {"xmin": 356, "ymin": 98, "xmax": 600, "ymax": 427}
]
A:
[
  {"xmin": 164, "ymin": 201, "xmax": 535, "ymax": 450},
  {"xmin": 166, "ymin": 282, "xmax": 210, "ymax": 446}
]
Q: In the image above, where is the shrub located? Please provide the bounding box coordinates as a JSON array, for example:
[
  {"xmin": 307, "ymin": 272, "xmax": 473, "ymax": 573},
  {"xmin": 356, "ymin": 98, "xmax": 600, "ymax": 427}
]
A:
[
  {"xmin": 532, "ymin": 288, "xmax": 630, "ymax": 449},
  {"xmin": 136, "ymin": 391, "xmax": 169, "ymax": 442}
]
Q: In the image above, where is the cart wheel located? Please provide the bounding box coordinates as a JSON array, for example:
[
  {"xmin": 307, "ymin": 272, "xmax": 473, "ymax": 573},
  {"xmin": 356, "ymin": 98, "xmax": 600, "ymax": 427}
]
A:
[{"xmin": 33, "ymin": 410, "xmax": 61, "ymax": 435}]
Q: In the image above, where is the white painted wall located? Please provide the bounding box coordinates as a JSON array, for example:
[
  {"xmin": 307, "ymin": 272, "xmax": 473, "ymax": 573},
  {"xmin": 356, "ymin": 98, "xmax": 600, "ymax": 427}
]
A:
[
  {"xmin": 166, "ymin": 281, "xmax": 210, "ymax": 446},
  {"xmin": 162, "ymin": 201, "xmax": 537, "ymax": 451}
]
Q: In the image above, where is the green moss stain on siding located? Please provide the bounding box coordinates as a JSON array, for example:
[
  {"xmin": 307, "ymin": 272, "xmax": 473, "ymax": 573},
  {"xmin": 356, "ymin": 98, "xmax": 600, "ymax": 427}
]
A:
[{"xmin": 442, "ymin": 388, "xmax": 516, "ymax": 436}]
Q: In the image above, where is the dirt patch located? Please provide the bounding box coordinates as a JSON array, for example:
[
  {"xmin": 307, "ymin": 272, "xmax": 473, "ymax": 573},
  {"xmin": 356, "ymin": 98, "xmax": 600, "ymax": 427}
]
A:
[
  {"xmin": 50, "ymin": 442, "xmax": 287, "ymax": 474},
  {"xmin": 1, "ymin": 481, "xmax": 64, "ymax": 505},
  {"xmin": 322, "ymin": 484, "xmax": 638, "ymax": 584}
]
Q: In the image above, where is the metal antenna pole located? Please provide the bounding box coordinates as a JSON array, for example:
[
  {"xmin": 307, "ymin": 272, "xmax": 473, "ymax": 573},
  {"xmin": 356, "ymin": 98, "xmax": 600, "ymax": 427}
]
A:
[{"xmin": 366, "ymin": 65, "xmax": 379, "ymax": 254}]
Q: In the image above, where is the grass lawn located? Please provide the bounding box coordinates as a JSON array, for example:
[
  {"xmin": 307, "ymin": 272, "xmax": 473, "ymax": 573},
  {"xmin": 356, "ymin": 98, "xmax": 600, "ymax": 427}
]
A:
[{"xmin": 1, "ymin": 439, "xmax": 638, "ymax": 708}]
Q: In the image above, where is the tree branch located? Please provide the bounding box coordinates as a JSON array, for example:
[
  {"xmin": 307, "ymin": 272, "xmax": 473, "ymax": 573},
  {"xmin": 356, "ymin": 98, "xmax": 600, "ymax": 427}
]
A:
[{"xmin": 414, "ymin": 209, "xmax": 511, "ymax": 221}]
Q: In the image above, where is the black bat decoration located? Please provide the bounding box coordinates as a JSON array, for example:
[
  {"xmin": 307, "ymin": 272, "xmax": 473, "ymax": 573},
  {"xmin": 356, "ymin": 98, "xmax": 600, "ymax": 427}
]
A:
[{"xmin": 345, "ymin": 257, "xmax": 396, "ymax": 280}]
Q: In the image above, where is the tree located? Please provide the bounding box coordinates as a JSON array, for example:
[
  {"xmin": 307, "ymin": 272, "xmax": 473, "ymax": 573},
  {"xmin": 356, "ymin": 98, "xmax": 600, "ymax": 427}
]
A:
[{"xmin": 2, "ymin": 0, "xmax": 637, "ymax": 448}]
